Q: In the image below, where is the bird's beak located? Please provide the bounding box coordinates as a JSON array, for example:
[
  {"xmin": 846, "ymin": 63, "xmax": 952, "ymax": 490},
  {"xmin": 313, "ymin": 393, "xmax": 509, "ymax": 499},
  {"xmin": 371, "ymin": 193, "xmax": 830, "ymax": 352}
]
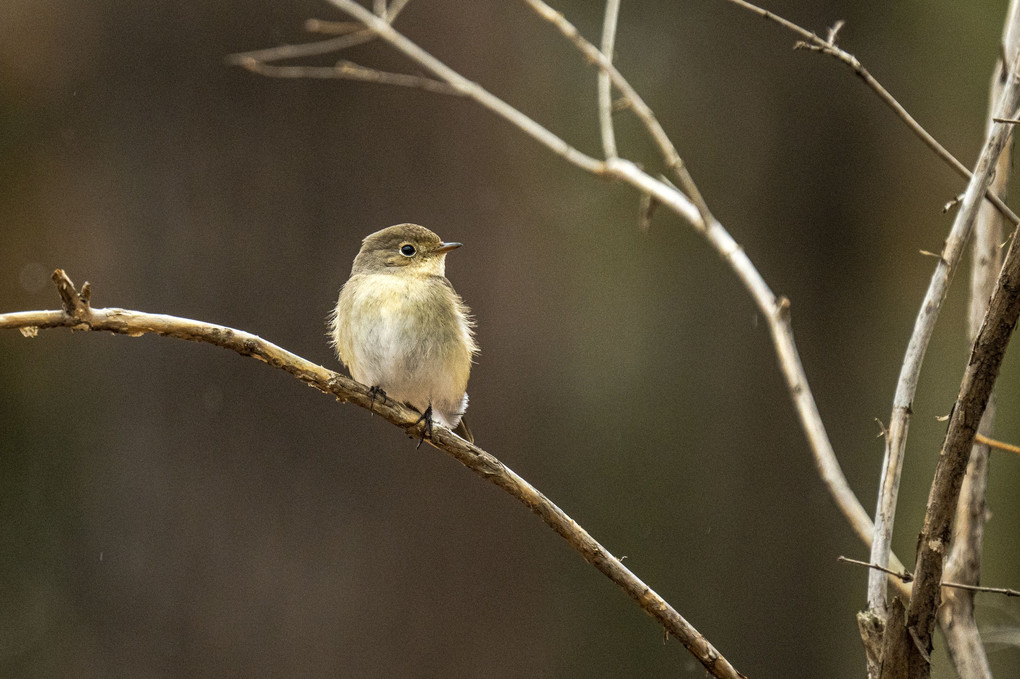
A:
[{"xmin": 435, "ymin": 242, "xmax": 463, "ymax": 253}]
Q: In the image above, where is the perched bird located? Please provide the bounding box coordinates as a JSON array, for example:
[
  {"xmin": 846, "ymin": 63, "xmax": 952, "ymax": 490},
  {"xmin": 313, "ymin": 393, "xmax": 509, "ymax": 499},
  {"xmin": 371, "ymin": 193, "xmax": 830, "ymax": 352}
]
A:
[{"xmin": 330, "ymin": 223, "xmax": 478, "ymax": 442}]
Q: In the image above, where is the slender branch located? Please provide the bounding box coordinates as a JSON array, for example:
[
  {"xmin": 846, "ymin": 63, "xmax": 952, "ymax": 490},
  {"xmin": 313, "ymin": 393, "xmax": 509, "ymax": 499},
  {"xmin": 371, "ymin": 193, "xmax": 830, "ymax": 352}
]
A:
[
  {"xmin": 233, "ymin": 57, "xmax": 461, "ymax": 94},
  {"xmin": 226, "ymin": 33, "xmax": 378, "ymax": 65},
  {"xmin": 0, "ymin": 271, "xmax": 747, "ymax": 679},
  {"xmin": 942, "ymin": 581, "xmax": 1020, "ymax": 598},
  {"xmin": 867, "ymin": 50, "xmax": 1020, "ymax": 622},
  {"xmin": 304, "ymin": 20, "xmax": 364, "ymax": 35},
  {"xmin": 722, "ymin": 0, "xmax": 1020, "ymax": 227},
  {"xmin": 604, "ymin": 159, "xmax": 907, "ymax": 589},
  {"xmin": 838, "ymin": 556, "xmax": 913, "ymax": 582},
  {"xmin": 598, "ymin": 0, "xmax": 621, "ymax": 159},
  {"xmin": 837, "ymin": 557, "xmax": 1020, "ymax": 598}
]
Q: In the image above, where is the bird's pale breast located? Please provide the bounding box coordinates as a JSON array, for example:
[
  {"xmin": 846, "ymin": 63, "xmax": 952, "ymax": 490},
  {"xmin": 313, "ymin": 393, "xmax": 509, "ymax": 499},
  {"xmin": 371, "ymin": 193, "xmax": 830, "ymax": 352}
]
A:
[{"xmin": 333, "ymin": 271, "xmax": 474, "ymax": 428}]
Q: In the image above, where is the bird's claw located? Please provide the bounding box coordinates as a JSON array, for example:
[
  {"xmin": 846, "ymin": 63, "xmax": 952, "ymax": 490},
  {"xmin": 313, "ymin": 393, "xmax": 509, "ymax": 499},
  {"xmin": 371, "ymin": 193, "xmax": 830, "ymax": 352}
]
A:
[
  {"xmin": 368, "ymin": 385, "xmax": 387, "ymax": 413},
  {"xmin": 413, "ymin": 404, "xmax": 434, "ymax": 449}
]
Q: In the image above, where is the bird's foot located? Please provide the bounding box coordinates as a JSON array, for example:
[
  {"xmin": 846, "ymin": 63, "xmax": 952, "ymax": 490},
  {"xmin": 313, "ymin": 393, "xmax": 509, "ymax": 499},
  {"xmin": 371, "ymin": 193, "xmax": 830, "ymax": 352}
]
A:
[
  {"xmin": 413, "ymin": 404, "xmax": 434, "ymax": 449},
  {"xmin": 368, "ymin": 386, "xmax": 387, "ymax": 414}
]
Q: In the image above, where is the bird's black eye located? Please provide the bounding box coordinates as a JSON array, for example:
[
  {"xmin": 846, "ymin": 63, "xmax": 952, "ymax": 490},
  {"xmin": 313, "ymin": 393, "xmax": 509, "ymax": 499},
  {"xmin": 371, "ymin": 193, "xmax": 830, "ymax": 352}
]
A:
[{"xmin": 400, "ymin": 244, "xmax": 416, "ymax": 257}]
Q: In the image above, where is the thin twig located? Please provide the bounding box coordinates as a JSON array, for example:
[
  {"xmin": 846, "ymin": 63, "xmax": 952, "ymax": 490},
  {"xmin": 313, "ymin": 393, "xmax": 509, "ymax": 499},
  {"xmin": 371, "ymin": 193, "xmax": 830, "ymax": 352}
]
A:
[
  {"xmin": 598, "ymin": 0, "xmax": 621, "ymax": 159},
  {"xmin": 226, "ymin": 33, "xmax": 378, "ymax": 65},
  {"xmin": 837, "ymin": 556, "xmax": 913, "ymax": 582},
  {"xmin": 304, "ymin": 20, "xmax": 363, "ymax": 35},
  {"xmin": 974, "ymin": 431, "xmax": 1020, "ymax": 454},
  {"xmin": 722, "ymin": 0, "xmax": 1019, "ymax": 227},
  {"xmin": 225, "ymin": 0, "xmax": 414, "ymax": 66},
  {"xmin": 836, "ymin": 555, "xmax": 1020, "ymax": 599},
  {"xmin": 942, "ymin": 581, "xmax": 1020, "ymax": 598},
  {"xmin": 234, "ymin": 57, "xmax": 462, "ymax": 94}
]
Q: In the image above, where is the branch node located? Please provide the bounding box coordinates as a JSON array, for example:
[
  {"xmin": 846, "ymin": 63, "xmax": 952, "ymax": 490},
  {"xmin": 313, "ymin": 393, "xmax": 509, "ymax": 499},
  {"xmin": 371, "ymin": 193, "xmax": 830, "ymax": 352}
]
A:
[
  {"xmin": 776, "ymin": 295, "xmax": 792, "ymax": 320},
  {"xmin": 638, "ymin": 193, "xmax": 660, "ymax": 233}
]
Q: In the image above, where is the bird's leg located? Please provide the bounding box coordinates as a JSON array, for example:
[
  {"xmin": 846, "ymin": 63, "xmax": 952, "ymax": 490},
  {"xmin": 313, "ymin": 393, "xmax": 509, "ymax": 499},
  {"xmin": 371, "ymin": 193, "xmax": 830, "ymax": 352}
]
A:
[
  {"xmin": 413, "ymin": 403, "xmax": 434, "ymax": 449},
  {"xmin": 368, "ymin": 385, "xmax": 387, "ymax": 414}
]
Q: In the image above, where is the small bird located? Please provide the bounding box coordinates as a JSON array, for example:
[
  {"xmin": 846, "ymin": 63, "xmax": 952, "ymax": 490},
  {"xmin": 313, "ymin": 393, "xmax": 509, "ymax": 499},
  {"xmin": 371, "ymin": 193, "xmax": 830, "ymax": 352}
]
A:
[{"xmin": 330, "ymin": 223, "xmax": 478, "ymax": 442}]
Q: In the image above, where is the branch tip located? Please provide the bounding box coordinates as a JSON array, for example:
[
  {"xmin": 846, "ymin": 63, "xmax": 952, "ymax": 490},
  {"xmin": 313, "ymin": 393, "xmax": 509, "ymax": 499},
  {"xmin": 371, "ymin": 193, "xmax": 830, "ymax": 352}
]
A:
[
  {"xmin": 826, "ymin": 20, "xmax": 845, "ymax": 45},
  {"xmin": 776, "ymin": 296, "xmax": 792, "ymax": 319}
]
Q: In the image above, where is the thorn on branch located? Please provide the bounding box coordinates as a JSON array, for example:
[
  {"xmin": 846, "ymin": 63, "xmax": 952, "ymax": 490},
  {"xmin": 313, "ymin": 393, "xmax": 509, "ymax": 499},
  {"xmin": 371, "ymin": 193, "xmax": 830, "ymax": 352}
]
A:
[
  {"xmin": 776, "ymin": 296, "xmax": 792, "ymax": 321},
  {"xmin": 52, "ymin": 269, "xmax": 92, "ymax": 322}
]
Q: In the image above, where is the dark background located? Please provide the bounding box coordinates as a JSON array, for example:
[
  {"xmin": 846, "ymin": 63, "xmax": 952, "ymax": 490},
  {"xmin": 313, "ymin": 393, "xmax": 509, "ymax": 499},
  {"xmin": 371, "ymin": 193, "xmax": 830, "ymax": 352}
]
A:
[{"xmin": 3, "ymin": 1, "xmax": 1020, "ymax": 676}]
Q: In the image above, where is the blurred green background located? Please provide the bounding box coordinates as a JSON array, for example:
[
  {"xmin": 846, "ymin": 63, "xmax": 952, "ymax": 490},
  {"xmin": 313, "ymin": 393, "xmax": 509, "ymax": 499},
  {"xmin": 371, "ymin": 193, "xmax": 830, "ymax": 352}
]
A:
[{"xmin": 2, "ymin": 0, "xmax": 1020, "ymax": 676}]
